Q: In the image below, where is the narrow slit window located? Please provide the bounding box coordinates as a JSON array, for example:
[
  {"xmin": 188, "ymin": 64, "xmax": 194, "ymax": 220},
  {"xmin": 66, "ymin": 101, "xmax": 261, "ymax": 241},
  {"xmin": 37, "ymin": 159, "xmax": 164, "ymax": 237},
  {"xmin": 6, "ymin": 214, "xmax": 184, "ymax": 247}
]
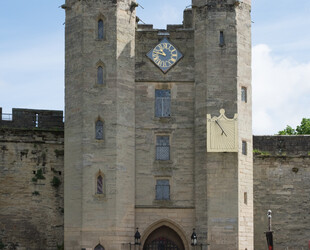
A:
[
  {"xmin": 244, "ymin": 192, "xmax": 248, "ymax": 204},
  {"xmin": 97, "ymin": 175, "xmax": 103, "ymax": 194},
  {"xmin": 219, "ymin": 31, "xmax": 225, "ymax": 47},
  {"xmin": 241, "ymin": 87, "xmax": 247, "ymax": 103},
  {"xmin": 95, "ymin": 120, "xmax": 104, "ymax": 140},
  {"xmin": 97, "ymin": 66, "xmax": 104, "ymax": 85},
  {"xmin": 242, "ymin": 141, "xmax": 247, "ymax": 155},
  {"xmin": 98, "ymin": 19, "xmax": 104, "ymax": 40}
]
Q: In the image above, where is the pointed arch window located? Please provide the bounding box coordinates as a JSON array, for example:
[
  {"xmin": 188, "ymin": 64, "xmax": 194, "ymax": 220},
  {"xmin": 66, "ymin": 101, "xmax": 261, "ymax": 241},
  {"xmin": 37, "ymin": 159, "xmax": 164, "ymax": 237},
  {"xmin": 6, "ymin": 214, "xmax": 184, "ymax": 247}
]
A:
[
  {"xmin": 98, "ymin": 19, "xmax": 104, "ymax": 40},
  {"xmin": 97, "ymin": 66, "xmax": 104, "ymax": 85},
  {"xmin": 97, "ymin": 175, "xmax": 103, "ymax": 194},
  {"xmin": 95, "ymin": 120, "xmax": 104, "ymax": 140},
  {"xmin": 94, "ymin": 244, "xmax": 105, "ymax": 250}
]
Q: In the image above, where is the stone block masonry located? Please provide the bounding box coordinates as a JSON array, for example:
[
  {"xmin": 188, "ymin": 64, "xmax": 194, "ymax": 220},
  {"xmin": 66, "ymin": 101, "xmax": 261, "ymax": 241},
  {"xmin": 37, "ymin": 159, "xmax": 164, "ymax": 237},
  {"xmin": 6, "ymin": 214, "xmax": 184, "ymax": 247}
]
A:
[
  {"xmin": 253, "ymin": 135, "xmax": 310, "ymax": 250},
  {"xmin": 0, "ymin": 128, "xmax": 64, "ymax": 250},
  {"xmin": 0, "ymin": 108, "xmax": 64, "ymax": 130},
  {"xmin": 0, "ymin": 123, "xmax": 309, "ymax": 249}
]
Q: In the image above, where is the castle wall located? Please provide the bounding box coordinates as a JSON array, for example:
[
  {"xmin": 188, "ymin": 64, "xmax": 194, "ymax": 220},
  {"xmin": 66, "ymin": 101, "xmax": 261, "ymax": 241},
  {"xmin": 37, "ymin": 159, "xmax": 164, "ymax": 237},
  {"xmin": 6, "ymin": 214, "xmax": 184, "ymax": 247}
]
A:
[
  {"xmin": 253, "ymin": 136, "xmax": 310, "ymax": 250},
  {"xmin": 0, "ymin": 127, "xmax": 64, "ymax": 250},
  {"xmin": 0, "ymin": 120, "xmax": 309, "ymax": 250}
]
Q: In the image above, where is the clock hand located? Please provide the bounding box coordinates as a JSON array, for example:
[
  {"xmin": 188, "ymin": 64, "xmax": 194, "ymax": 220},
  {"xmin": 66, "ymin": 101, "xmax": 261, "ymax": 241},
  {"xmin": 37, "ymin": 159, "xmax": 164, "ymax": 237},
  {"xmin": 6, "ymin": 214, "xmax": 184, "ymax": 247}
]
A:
[
  {"xmin": 153, "ymin": 51, "xmax": 166, "ymax": 56},
  {"xmin": 215, "ymin": 120, "xmax": 227, "ymax": 137}
]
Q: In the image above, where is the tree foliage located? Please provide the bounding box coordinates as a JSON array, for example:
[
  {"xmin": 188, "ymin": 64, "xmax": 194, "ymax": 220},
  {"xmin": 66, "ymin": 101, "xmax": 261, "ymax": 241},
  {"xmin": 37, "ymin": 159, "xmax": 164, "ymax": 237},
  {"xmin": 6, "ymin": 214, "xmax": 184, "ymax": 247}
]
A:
[{"xmin": 278, "ymin": 118, "xmax": 310, "ymax": 135}]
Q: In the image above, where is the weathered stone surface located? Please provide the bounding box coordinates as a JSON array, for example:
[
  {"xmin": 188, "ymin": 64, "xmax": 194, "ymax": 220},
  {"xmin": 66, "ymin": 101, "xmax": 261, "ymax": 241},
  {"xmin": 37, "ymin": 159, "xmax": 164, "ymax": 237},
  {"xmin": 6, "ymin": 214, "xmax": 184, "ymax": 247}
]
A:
[
  {"xmin": 0, "ymin": 128, "xmax": 64, "ymax": 250},
  {"xmin": 253, "ymin": 135, "xmax": 310, "ymax": 250}
]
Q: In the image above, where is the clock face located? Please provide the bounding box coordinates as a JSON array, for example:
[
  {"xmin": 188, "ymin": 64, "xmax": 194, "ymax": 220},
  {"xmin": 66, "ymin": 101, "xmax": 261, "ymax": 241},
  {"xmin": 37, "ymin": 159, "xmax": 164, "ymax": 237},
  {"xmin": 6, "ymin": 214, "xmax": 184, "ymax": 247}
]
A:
[
  {"xmin": 146, "ymin": 38, "xmax": 183, "ymax": 73},
  {"xmin": 206, "ymin": 109, "xmax": 238, "ymax": 152}
]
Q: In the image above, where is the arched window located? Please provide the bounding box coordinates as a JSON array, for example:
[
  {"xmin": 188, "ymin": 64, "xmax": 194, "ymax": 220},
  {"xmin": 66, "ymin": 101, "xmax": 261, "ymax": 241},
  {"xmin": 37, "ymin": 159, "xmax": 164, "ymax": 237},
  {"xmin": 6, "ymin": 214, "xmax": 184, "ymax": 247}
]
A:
[
  {"xmin": 97, "ymin": 66, "xmax": 104, "ymax": 84},
  {"xmin": 97, "ymin": 175, "xmax": 103, "ymax": 194},
  {"xmin": 95, "ymin": 120, "xmax": 104, "ymax": 140},
  {"xmin": 95, "ymin": 244, "xmax": 105, "ymax": 250},
  {"xmin": 98, "ymin": 19, "xmax": 104, "ymax": 40}
]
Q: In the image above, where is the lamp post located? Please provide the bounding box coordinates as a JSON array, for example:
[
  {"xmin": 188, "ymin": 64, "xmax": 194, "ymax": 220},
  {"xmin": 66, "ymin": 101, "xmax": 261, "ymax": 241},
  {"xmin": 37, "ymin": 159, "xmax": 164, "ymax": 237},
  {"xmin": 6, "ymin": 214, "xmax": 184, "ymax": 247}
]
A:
[
  {"xmin": 191, "ymin": 228, "xmax": 208, "ymax": 250},
  {"xmin": 265, "ymin": 210, "xmax": 274, "ymax": 250},
  {"xmin": 129, "ymin": 228, "xmax": 141, "ymax": 250},
  {"xmin": 191, "ymin": 228, "xmax": 198, "ymax": 246},
  {"xmin": 134, "ymin": 228, "xmax": 141, "ymax": 245}
]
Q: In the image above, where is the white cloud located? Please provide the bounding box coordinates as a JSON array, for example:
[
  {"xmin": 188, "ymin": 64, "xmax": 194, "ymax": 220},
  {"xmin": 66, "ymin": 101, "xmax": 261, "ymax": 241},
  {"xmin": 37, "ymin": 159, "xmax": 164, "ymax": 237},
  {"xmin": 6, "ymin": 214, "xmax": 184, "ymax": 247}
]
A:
[{"xmin": 252, "ymin": 44, "xmax": 310, "ymax": 135}]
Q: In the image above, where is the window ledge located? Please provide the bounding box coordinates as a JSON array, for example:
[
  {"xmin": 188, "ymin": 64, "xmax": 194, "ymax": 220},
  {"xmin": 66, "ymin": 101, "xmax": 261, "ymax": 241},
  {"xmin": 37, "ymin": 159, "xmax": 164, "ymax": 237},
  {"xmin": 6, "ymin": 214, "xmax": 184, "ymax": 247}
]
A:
[
  {"xmin": 93, "ymin": 194, "xmax": 106, "ymax": 200},
  {"xmin": 153, "ymin": 117, "xmax": 174, "ymax": 123},
  {"xmin": 154, "ymin": 160, "xmax": 173, "ymax": 165}
]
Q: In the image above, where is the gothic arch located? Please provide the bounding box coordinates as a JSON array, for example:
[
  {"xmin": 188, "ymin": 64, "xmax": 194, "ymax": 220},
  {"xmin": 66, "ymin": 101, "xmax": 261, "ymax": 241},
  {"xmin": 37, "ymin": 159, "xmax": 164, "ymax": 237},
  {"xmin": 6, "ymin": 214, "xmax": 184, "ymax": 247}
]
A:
[
  {"xmin": 141, "ymin": 219, "xmax": 189, "ymax": 250},
  {"xmin": 96, "ymin": 13, "xmax": 106, "ymax": 40},
  {"xmin": 95, "ymin": 60, "xmax": 106, "ymax": 85}
]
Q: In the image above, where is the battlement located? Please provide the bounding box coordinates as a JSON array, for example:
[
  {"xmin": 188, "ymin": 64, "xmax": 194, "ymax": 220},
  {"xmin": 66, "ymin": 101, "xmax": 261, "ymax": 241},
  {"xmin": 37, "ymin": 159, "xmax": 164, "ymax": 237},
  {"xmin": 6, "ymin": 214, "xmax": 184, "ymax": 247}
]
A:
[
  {"xmin": 0, "ymin": 107, "xmax": 64, "ymax": 130},
  {"xmin": 253, "ymin": 135, "xmax": 310, "ymax": 156},
  {"xmin": 137, "ymin": 8, "xmax": 193, "ymax": 31}
]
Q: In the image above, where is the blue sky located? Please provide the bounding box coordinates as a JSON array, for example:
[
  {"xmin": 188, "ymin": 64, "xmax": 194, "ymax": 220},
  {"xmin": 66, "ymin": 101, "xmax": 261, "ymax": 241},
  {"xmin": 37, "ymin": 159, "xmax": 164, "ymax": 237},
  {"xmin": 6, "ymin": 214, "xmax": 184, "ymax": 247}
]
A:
[{"xmin": 0, "ymin": 1, "xmax": 309, "ymax": 135}]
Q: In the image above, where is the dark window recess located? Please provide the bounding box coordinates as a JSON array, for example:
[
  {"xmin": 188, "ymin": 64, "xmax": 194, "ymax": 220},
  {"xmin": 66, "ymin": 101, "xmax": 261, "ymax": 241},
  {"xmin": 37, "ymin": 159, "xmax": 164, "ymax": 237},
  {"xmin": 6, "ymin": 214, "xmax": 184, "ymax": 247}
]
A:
[
  {"xmin": 241, "ymin": 87, "xmax": 247, "ymax": 103},
  {"xmin": 95, "ymin": 120, "xmax": 104, "ymax": 140},
  {"xmin": 242, "ymin": 141, "xmax": 247, "ymax": 155},
  {"xmin": 97, "ymin": 175, "xmax": 103, "ymax": 194},
  {"xmin": 58, "ymin": 171, "xmax": 62, "ymax": 176},
  {"xmin": 156, "ymin": 136, "xmax": 170, "ymax": 160},
  {"xmin": 98, "ymin": 20, "xmax": 104, "ymax": 40},
  {"xmin": 97, "ymin": 66, "xmax": 104, "ymax": 84},
  {"xmin": 155, "ymin": 89, "xmax": 171, "ymax": 117},
  {"xmin": 244, "ymin": 192, "xmax": 248, "ymax": 205},
  {"xmin": 219, "ymin": 31, "xmax": 225, "ymax": 47},
  {"xmin": 156, "ymin": 179, "xmax": 170, "ymax": 200}
]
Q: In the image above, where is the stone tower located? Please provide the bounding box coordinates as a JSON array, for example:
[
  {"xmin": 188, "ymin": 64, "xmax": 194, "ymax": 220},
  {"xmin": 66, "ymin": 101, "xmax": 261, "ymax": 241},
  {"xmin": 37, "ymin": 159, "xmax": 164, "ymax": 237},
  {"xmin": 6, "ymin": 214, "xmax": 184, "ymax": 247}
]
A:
[
  {"xmin": 63, "ymin": 0, "xmax": 136, "ymax": 249},
  {"xmin": 64, "ymin": 0, "xmax": 252, "ymax": 249},
  {"xmin": 192, "ymin": 0, "xmax": 253, "ymax": 249}
]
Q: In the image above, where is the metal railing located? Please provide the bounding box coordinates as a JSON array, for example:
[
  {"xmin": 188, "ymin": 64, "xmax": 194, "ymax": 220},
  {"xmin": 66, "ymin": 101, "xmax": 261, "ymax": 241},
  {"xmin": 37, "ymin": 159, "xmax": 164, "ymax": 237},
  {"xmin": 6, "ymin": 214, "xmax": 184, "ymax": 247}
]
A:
[{"xmin": 1, "ymin": 113, "xmax": 13, "ymax": 121}]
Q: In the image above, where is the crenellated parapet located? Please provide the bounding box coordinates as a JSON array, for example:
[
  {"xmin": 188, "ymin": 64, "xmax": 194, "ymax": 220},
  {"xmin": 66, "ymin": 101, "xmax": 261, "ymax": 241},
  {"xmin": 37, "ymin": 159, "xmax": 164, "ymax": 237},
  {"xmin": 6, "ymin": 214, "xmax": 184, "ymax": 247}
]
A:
[{"xmin": 0, "ymin": 108, "xmax": 64, "ymax": 130}]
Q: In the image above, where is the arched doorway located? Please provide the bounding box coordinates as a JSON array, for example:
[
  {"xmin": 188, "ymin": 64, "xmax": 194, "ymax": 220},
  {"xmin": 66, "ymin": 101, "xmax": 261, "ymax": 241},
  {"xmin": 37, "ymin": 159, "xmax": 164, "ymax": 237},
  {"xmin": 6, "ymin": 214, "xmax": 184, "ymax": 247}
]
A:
[{"xmin": 143, "ymin": 226, "xmax": 185, "ymax": 250}]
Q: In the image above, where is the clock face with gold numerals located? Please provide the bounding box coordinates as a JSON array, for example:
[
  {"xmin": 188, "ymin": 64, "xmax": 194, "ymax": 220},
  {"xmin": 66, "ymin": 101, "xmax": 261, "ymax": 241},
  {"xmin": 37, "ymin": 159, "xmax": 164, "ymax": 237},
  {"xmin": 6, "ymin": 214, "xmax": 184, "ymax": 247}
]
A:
[
  {"xmin": 206, "ymin": 109, "xmax": 239, "ymax": 152},
  {"xmin": 146, "ymin": 38, "xmax": 183, "ymax": 73}
]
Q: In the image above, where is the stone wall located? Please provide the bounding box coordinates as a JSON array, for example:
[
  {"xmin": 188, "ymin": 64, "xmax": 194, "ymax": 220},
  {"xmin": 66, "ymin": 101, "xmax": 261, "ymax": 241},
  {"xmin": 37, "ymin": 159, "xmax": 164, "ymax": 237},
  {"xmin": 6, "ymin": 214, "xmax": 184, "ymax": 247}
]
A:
[
  {"xmin": 0, "ymin": 108, "xmax": 63, "ymax": 130},
  {"xmin": 0, "ymin": 128, "xmax": 64, "ymax": 250},
  {"xmin": 0, "ymin": 125, "xmax": 309, "ymax": 249},
  {"xmin": 253, "ymin": 135, "xmax": 310, "ymax": 250}
]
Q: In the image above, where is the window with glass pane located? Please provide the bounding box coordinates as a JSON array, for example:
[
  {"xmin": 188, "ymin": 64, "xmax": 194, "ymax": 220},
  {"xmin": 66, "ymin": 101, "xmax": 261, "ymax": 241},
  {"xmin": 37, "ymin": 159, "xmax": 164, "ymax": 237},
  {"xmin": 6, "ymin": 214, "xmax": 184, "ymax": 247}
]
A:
[
  {"xmin": 97, "ymin": 66, "xmax": 104, "ymax": 84},
  {"xmin": 156, "ymin": 136, "xmax": 170, "ymax": 160},
  {"xmin": 98, "ymin": 19, "xmax": 104, "ymax": 40},
  {"xmin": 156, "ymin": 179, "xmax": 170, "ymax": 200},
  {"xmin": 96, "ymin": 120, "xmax": 104, "ymax": 140},
  {"xmin": 155, "ymin": 89, "xmax": 171, "ymax": 117},
  {"xmin": 219, "ymin": 31, "xmax": 225, "ymax": 46},
  {"xmin": 242, "ymin": 141, "xmax": 247, "ymax": 155},
  {"xmin": 241, "ymin": 87, "xmax": 247, "ymax": 102},
  {"xmin": 97, "ymin": 175, "xmax": 103, "ymax": 194}
]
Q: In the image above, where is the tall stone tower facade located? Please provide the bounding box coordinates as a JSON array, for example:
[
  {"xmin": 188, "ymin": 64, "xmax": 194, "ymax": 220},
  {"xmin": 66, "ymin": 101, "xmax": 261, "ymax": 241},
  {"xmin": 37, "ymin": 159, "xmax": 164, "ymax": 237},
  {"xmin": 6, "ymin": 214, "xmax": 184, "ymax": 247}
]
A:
[
  {"xmin": 192, "ymin": 0, "xmax": 253, "ymax": 249},
  {"xmin": 64, "ymin": 0, "xmax": 136, "ymax": 249},
  {"xmin": 64, "ymin": 0, "xmax": 252, "ymax": 249}
]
